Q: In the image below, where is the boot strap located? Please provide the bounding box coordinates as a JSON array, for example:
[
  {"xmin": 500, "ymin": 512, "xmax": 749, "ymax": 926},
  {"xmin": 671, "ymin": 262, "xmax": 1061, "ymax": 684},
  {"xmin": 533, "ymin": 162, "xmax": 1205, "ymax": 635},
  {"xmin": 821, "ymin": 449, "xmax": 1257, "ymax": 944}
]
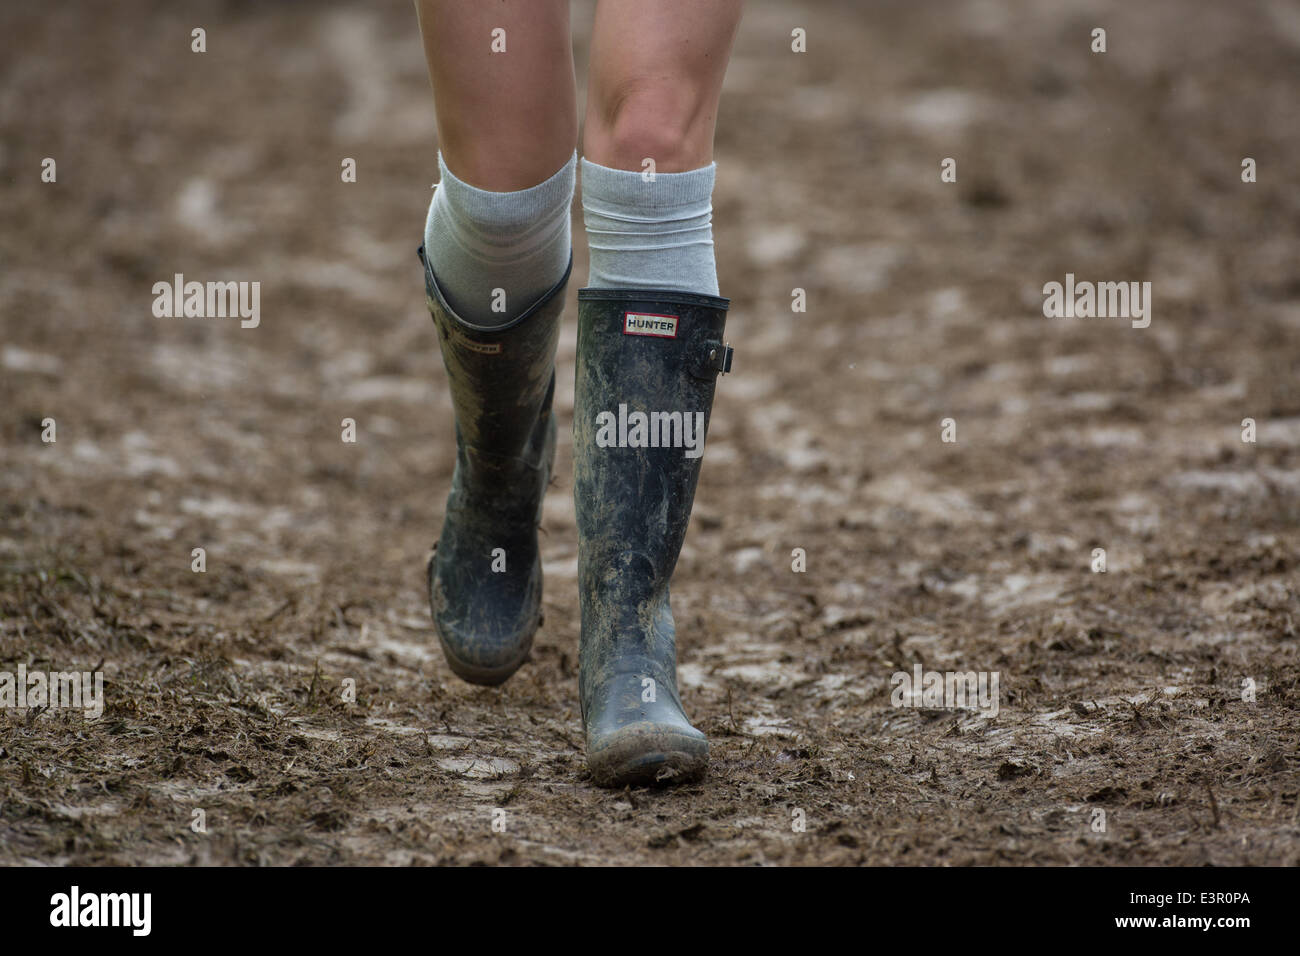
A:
[{"xmin": 688, "ymin": 337, "xmax": 734, "ymax": 380}]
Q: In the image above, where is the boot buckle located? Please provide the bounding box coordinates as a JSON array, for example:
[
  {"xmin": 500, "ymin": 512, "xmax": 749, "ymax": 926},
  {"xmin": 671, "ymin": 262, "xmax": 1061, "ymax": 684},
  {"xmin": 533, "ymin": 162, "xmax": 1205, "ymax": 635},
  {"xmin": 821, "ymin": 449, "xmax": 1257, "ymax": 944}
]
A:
[{"xmin": 708, "ymin": 344, "xmax": 734, "ymax": 375}]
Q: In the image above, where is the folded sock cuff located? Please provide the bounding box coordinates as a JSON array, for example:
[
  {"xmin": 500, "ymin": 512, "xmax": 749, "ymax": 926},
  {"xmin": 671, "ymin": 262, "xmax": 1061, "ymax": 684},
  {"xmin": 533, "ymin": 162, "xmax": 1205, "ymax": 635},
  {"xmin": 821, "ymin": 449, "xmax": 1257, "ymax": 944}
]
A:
[
  {"xmin": 580, "ymin": 157, "xmax": 716, "ymax": 211},
  {"xmin": 436, "ymin": 151, "xmax": 577, "ymax": 237}
]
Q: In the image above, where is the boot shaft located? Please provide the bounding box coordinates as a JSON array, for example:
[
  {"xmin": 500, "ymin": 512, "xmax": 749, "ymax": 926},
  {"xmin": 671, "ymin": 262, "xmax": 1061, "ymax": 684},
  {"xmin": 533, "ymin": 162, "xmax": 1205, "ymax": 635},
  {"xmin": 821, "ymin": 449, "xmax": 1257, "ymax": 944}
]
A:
[
  {"xmin": 573, "ymin": 288, "xmax": 732, "ymax": 587},
  {"xmin": 420, "ymin": 245, "xmax": 569, "ymax": 457},
  {"xmin": 573, "ymin": 289, "xmax": 731, "ymax": 712}
]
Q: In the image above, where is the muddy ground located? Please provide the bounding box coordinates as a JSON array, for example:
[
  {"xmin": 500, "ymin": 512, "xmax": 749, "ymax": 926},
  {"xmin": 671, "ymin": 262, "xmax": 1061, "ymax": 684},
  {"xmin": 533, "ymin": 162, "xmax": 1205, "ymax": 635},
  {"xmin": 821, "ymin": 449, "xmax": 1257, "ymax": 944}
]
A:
[{"xmin": 1, "ymin": 0, "xmax": 1298, "ymax": 866}]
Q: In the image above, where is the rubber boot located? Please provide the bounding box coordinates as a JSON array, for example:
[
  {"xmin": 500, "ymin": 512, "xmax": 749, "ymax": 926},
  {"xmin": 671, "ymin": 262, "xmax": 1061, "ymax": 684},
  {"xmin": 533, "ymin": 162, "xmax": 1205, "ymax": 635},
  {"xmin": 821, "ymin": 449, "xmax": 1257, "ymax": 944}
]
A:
[
  {"xmin": 574, "ymin": 288, "xmax": 734, "ymax": 786},
  {"xmin": 420, "ymin": 245, "xmax": 570, "ymax": 685}
]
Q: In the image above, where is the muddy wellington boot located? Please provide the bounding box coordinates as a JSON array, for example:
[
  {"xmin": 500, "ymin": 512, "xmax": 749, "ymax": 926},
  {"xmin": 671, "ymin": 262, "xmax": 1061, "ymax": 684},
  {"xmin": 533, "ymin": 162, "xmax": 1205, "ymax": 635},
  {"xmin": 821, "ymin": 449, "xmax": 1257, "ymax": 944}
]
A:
[
  {"xmin": 574, "ymin": 288, "xmax": 733, "ymax": 786},
  {"xmin": 419, "ymin": 246, "xmax": 570, "ymax": 685}
]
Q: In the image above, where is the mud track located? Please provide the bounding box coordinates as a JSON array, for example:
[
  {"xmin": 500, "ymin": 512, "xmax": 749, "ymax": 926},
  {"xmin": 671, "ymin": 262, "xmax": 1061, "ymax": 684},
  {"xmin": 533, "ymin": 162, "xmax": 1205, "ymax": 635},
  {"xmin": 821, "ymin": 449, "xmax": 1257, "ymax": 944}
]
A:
[{"xmin": 1, "ymin": 0, "xmax": 1297, "ymax": 864}]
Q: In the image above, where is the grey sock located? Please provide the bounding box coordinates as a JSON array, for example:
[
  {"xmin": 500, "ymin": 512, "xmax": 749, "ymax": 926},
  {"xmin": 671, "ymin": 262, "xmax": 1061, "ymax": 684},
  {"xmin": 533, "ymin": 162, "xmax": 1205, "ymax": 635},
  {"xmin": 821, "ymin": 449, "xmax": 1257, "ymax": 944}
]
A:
[
  {"xmin": 580, "ymin": 158, "xmax": 719, "ymax": 295},
  {"xmin": 423, "ymin": 151, "xmax": 575, "ymax": 326}
]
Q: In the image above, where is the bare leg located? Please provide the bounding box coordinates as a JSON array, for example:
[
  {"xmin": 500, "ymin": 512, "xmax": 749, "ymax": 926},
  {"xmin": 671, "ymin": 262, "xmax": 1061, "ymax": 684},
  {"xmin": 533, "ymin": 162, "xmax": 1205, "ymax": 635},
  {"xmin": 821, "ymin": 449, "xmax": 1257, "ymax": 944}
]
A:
[
  {"xmin": 583, "ymin": 0, "xmax": 744, "ymax": 173},
  {"xmin": 416, "ymin": 0, "xmax": 577, "ymax": 189}
]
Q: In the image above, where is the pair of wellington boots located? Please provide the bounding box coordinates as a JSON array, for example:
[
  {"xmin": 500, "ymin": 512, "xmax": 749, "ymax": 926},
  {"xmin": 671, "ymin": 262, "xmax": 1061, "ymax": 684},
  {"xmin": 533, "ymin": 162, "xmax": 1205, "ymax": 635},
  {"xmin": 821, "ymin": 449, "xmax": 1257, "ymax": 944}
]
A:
[{"xmin": 418, "ymin": 246, "xmax": 732, "ymax": 787}]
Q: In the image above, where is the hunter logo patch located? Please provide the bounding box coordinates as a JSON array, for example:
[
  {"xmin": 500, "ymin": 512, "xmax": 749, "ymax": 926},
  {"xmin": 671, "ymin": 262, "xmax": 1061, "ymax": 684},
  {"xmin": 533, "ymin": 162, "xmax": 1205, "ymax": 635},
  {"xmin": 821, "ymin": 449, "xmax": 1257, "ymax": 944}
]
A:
[{"xmin": 623, "ymin": 311, "xmax": 679, "ymax": 339}]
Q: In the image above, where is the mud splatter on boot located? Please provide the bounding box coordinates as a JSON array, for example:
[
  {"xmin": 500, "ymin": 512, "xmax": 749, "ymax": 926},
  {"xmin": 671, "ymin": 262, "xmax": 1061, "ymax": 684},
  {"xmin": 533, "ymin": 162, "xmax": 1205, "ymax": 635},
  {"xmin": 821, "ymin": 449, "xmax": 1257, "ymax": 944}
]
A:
[
  {"xmin": 573, "ymin": 288, "xmax": 733, "ymax": 786},
  {"xmin": 421, "ymin": 246, "xmax": 569, "ymax": 685}
]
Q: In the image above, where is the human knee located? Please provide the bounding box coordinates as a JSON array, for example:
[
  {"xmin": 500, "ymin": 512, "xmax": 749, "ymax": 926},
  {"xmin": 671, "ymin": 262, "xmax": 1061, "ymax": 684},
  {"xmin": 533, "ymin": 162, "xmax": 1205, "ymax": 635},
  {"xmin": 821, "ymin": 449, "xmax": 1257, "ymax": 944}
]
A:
[{"xmin": 589, "ymin": 78, "xmax": 712, "ymax": 173}]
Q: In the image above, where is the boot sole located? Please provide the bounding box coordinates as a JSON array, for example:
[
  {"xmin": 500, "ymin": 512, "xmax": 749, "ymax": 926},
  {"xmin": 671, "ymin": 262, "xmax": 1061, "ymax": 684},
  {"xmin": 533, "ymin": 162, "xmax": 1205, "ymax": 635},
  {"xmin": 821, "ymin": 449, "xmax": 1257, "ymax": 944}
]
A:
[
  {"xmin": 588, "ymin": 723, "xmax": 709, "ymax": 787},
  {"xmin": 437, "ymin": 627, "xmax": 535, "ymax": 687},
  {"xmin": 428, "ymin": 552, "xmax": 542, "ymax": 687}
]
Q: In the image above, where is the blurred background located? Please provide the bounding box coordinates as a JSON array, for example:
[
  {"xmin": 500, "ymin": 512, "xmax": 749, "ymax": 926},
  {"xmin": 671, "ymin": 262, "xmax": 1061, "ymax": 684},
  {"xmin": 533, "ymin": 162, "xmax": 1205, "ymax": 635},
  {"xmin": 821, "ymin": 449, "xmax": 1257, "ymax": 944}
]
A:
[{"xmin": 1, "ymin": 0, "xmax": 1297, "ymax": 865}]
